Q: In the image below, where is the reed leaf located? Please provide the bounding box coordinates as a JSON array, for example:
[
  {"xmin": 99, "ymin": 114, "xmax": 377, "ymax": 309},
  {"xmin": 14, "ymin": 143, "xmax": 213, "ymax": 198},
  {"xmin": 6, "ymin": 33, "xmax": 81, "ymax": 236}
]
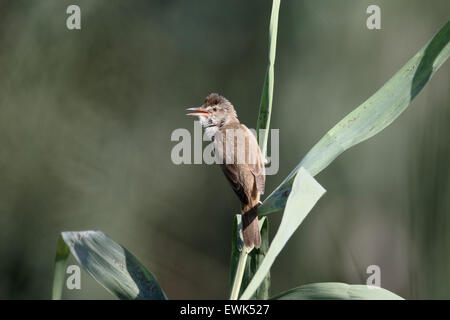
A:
[
  {"xmin": 271, "ymin": 282, "xmax": 403, "ymax": 300},
  {"xmin": 52, "ymin": 231, "xmax": 167, "ymax": 300},
  {"xmin": 259, "ymin": 21, "xmax": 450, "ymax": 216}
]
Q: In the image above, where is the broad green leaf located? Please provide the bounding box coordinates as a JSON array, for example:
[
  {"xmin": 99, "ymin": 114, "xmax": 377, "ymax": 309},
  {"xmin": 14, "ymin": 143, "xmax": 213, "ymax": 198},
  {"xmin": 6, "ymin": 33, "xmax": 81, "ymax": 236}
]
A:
[
  {"xmin": 240, "ymin": 167, "xmax": 326, "ymax": 300},
  {"xmin": 259, "ymin": 20, "xmax": 450, "ymax": 216},
  {"xmin": 271, "ymin": 282, "xmax": 403, "ymax": 300},
  {"xmin": 52, "ymin": 235, "xmax": 71, "ymax": 300},
  {"xmin": 57, "ymin": 231, "xmax": 167, "ymax": 300}
]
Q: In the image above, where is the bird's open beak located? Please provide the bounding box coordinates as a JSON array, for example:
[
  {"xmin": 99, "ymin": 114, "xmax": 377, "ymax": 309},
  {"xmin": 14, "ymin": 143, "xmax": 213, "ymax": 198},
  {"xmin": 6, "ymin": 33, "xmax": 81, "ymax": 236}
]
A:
[{"xmin": 186, "ymin": 107, "xmax": 210, "ymax": 117}]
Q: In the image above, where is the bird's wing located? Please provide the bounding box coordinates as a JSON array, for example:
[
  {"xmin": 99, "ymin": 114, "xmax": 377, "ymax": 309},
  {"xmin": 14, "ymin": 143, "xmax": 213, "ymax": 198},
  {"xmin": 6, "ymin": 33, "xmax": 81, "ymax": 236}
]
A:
[
  {"xmin": 215, "ymin": 127, "xmax": 250, "ymax": 205},
  {"xmin": 216, "ymin": 124, "xmax": 266, "ymax": 205},
  {"xmin": 220, "ymin": 162, "xmax": 249, "ymax": 205},
  {"xmin": 243, "ymin": 126, "xmax": 266, "ymax": 195}
]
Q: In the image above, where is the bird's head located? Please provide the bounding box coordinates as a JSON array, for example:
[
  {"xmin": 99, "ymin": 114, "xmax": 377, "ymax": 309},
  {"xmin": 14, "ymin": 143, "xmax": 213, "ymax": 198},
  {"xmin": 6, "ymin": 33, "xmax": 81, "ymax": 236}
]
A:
[{"xmin": 186, "ymin": 93, "xmax": 238, "ymax": 128}]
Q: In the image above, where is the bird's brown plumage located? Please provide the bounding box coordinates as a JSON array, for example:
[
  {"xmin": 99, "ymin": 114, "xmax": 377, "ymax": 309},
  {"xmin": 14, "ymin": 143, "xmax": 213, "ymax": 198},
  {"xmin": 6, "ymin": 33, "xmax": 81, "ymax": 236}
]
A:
[{"xmin": 215, "ymin": 120, "xmax": 265, "ymax": 251}]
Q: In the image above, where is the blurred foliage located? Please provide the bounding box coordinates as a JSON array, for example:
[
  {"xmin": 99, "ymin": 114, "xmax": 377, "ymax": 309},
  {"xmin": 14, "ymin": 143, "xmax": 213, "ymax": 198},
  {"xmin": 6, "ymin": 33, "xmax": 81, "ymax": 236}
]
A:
[{"xmin": 0, "ymin": 0, "xmax": 449, "ymax": 299}]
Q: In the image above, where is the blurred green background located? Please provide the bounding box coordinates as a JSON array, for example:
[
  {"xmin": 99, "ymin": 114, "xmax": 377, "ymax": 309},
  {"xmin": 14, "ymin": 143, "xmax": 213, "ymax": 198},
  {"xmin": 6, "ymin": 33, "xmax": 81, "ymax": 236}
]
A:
[{"xmin": 0, "ymin": 0, "xmax": 449, "ymax": 299}]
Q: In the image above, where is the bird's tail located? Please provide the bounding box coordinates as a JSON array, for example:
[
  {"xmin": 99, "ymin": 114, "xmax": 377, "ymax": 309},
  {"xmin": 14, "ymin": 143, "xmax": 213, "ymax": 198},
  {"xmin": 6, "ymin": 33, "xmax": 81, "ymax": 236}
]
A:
[{"xmin": 242, "ymin": 206, "xmax": 261, "ymax": 252}]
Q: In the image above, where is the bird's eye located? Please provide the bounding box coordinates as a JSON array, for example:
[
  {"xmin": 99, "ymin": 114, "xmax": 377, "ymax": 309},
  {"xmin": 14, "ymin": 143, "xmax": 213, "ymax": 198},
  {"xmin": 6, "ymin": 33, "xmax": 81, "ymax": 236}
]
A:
[{"xmin": 213, "ymin": 107, "xmax": 217, "ymax": 112}]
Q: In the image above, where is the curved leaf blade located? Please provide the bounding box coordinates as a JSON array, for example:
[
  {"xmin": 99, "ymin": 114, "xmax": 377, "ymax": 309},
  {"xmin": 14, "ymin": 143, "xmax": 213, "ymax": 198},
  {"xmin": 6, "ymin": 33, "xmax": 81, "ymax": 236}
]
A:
[
  {"xmin": 271, "ymin": 282, "xmax": 403, "ymax": 300},
  {"xmin": 59, "ymin": 230, "xmax": 167, "ymax": 300},
  {"xmin": 240, "ymin": 167, "xmax": 326, "ymax": 300},
  {"xmin": 260, "ymin": 21, "xmax": 450, "ymax": 216}
]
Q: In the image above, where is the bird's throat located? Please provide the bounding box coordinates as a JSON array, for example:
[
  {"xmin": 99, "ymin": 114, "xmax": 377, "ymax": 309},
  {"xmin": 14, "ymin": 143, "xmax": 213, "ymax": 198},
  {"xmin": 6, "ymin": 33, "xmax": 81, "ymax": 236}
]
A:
[{"xmin": 204, "ymin": 126, "xmax": 219, "ymax": 141}]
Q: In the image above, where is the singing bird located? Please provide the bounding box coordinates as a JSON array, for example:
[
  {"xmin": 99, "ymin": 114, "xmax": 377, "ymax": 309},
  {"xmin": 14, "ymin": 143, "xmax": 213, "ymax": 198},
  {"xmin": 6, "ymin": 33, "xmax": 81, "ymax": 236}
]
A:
[{"xmin": 186, "ymin": 93, "xmax": 265, "ymax": 252}]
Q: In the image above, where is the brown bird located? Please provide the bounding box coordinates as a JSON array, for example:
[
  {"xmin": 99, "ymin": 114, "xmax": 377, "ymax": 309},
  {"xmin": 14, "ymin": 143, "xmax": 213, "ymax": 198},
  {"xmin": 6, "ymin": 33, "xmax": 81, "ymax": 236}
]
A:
[{"xmin": 187, "ymin": 93, "xmax": 265, "ymax": 252}]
